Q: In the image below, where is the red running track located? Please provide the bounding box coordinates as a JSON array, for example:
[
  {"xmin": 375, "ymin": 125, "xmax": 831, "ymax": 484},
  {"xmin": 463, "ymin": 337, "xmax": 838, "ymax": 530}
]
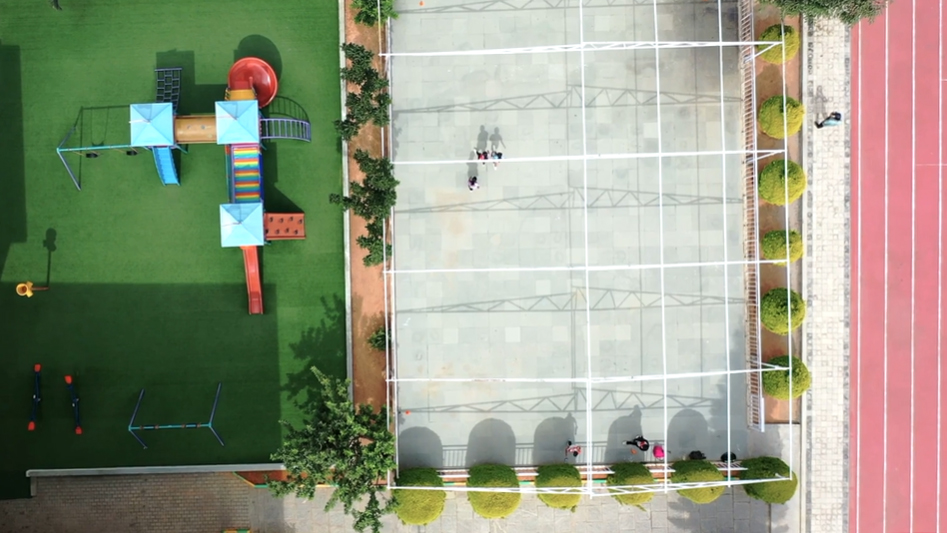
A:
[{"xmin": 851, "ymin": 0, "xmax": 945, "ymax": 532}]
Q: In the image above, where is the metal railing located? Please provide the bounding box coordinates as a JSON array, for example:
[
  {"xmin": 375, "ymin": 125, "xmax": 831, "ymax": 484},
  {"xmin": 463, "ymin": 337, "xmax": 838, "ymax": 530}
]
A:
[{"xmin": 738, "ymin": 0, "xmax": 765, "ymax": 432}]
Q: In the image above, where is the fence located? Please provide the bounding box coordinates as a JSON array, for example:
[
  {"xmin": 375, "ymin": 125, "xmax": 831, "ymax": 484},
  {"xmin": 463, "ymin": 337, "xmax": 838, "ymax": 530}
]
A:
[{"xmin": 738, "ymin": 0, "xmax": 765, "ymax": 432}]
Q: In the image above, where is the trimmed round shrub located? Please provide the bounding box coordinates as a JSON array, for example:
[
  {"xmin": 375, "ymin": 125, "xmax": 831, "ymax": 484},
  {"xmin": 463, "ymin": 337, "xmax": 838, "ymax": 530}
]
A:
[
  {"xmin": 761, "ymin": 230, "xmax": 804, "ymax": 264},
  {"xmin": 741, "ymin": 456, "xmax": 799, "ymax": 504},
  {"xmin": 757, "ymin": 25, "xmax": 801, "ymax": 64},
  {"xmin": 762, "ymin": 355, "xmax": 811, "ymax": 400},
  {"xmin": 607, "ymin": 462, "xmax": 655, "ymax": 506},
  {"xmin": 760, "ymin": 288, "xmax": 806, "ymax": 335},
  {"xmin": 535, "ymin": 464, "xmax": 582, "ymax": 511},
  {"xmin": 467, "ymin": 464, "xmax": 522, "ymax": 519},
  {"xmin": 759, "ymin": 96, "xmax": 805, "ymax": 139},
  {"xmin": 758, "ymin": 159, "xmax": 806, "ymax": 205},
  {"xmin": 393, "ymin": 468, "xmax": 446, "ymax": 525},
  {"xmin": 670, "ymin": 460, "xmax": 725, "ymax": 504}
]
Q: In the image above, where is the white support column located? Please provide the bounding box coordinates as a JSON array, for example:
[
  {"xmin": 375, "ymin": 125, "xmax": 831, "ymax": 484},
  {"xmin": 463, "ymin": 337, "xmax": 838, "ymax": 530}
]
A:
[
  {"xmin": 390, "ymin": 149, "xmax": 786, "ymax": 167},
  {"xmin": 385, "ymin": 257, "xmax": 790, "ymax": 276},
  {"xmin": 381, "ymin": 40, "xmax": 783, "ymax": 58},
  {"xmin": 576, "ymin": 0, "xmax": 596, "ymax": 494}
]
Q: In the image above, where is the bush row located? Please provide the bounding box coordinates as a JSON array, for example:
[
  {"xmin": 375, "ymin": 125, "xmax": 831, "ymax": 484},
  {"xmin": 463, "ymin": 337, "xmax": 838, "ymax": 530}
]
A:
[{"xmin": 393, "ymin": 458, "xmax": 798, "ymax": 524}]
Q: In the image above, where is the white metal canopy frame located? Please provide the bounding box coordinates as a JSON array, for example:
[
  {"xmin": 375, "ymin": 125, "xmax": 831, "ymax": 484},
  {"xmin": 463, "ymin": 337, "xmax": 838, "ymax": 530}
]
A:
[{"xmin": 371, "ymin": 0, "xmax": 799, "ymax": 496}]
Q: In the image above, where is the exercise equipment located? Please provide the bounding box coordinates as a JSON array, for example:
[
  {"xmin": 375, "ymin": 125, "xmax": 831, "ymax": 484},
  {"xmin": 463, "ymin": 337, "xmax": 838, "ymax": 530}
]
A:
[
  {"xmin": 128, "ymin": 382, "xmax": 224, "ymax": 449},
  {"xmin": 28, "ymin": 364, "xmax": 41, "ymax": 431},
  {"xmin": 65, "ymin": 375, "xmax": 82, "ymax": 434}
]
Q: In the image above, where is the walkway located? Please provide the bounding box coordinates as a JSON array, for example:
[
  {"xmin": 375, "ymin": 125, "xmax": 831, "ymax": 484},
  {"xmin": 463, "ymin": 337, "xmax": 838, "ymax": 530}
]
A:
[
  {"xmin": 801, "ymin": 13, "xmax": 852, "ymax": 533},
  {"xmin": 0, "ymin": 473, "xmax": 770, "ymax": 533},
  {"xmin": 850, "ymin": 0, "xmax": 947, "ymax": 531}
]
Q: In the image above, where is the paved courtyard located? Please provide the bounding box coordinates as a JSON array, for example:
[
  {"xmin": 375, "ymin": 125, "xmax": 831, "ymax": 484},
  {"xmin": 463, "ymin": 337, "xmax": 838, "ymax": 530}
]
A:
[{"xmin": 389, "ymin": 0, "xmax": 749, "ymax": 469}]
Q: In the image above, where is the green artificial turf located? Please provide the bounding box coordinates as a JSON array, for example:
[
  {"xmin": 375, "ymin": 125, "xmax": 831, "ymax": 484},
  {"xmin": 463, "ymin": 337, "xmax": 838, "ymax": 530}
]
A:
[{"xmin": 0, "ymin": 0, "xmax": 345, "ymax": 499}]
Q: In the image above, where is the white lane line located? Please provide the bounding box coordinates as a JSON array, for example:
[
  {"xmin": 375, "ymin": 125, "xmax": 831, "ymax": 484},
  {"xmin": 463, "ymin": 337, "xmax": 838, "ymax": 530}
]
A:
[
  {"xmin": 856, "ymin": 19, "xmax": 864, "ymax": 533},
  {"xmin": 910, "ymin": 0, "xmax": 917, "ymax": 529},
  {"xmin": 883, "ymin": 8, "xmax": 890, "ymax": 533},
  {"xmin": 938, "ymin": 0, "xmax": 944, "ymax": 528}
]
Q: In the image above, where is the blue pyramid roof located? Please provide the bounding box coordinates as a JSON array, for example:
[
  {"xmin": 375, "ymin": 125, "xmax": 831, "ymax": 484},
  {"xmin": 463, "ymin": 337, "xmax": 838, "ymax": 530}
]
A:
[
  {"xmin": 219, "ymin": 202, "xmax": 265, "ymax": 247},
  {"xmin": 129, "ymin": 103, "xmax": 175, "ymax": 147},
  {"xmin": 215, "ymin": 101, "xmax": 260, "ymax": 145}
]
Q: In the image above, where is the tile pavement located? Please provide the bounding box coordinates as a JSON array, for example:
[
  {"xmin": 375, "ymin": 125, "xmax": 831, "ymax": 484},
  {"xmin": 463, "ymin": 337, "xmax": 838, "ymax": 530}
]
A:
[
  {"xmin": 0, "ymin": 473, "xmax": 251, "ymax": 533},
  {"xmin": 801, "ymin": 15, "xmax": 851, "ymax": 533},
  {"xmin": 0, "ymin": 472, "xmax": 770, "ymax": 533}
]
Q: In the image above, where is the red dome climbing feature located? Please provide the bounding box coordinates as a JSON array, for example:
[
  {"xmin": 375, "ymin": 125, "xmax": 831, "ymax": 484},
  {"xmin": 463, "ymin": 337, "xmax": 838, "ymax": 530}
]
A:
[{"xmin": 228, "ymin": 57, "xmax": 279, "ymax": 108}]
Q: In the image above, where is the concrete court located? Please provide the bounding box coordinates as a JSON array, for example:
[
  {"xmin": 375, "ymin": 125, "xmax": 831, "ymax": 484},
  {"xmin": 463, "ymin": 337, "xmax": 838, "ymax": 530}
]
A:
[{"xmin": 389, "ymin": 0, "xmax": 748, "ymax": 469}]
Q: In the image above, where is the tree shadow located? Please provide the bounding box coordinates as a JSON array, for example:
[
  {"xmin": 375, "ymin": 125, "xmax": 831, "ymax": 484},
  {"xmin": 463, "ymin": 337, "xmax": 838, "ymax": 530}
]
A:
[
  {"xmin": 235, "ymin": 35, "xmax": 283, "ymax": 81},
  {"xmin": 282, "ymin": 294, "xmax": 348, "ymax": 410},
  {"xmin": 0, "ymin": 41, "xmax": 25, "ymax": 281},
  {"xmin": 398, "ymin": 427, "xmax": 444, "ymax": 469},
  {"xmin": 466, "ymin": 418, "xmax": 516, "ymax": 467},
  {"xmin": 532, "ymin": 416, "xmax": 574, "ymax": 465},
  {"xmin": 666, "ymin": 408, "xmax": 710, "ymax": 461},
  {"xmin": 602, "ymin": 406, "xmax": 644, "ymax": 464}
]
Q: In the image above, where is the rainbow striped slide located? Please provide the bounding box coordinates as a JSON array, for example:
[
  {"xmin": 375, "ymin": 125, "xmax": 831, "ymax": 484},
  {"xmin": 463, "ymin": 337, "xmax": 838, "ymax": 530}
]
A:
[{"xmin": 231, "ymin": 144, "xmax": 262, "ymax": 203}]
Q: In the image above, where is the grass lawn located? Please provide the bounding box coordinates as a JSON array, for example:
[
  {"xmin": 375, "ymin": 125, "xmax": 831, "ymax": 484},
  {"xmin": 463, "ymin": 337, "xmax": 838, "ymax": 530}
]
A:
[{"xmin": 0, "ymin": 0, "xmax": 345, "ymax": 499}]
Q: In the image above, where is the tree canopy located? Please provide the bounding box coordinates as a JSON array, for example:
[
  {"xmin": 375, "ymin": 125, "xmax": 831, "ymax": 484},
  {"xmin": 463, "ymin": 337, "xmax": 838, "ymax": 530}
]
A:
[
  {"xmin": 762, "ymin": 0, "xmax": 891, "ymax": 25},
  {"xmin": 269, "ymin": 367, "xmax": 396, "ymax": 533}
]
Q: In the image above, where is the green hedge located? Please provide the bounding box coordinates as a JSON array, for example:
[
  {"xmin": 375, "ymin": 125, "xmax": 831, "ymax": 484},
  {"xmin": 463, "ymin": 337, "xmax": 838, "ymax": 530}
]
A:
[
  {"xmin": 758, "ymin": 159, "xmax": 806, "ymax": 205},
  {"xmin": 393, "ymin": 468, "xmax": 446, "ymax": 525},
  {"xmin": 761, "ymin": 230, "xmax": 804, "ymax": 264},
  {"xmin": 535, "ymin": 464, "xmax": 582, "ymax": 511},
  {"xmin": 741, "ymin": 456, "xmax": 799, "ymax": 504},
  {"xmin": 607, "ymin": 462, "xmax": 655, "ymax": 506},
  {"xmin": 762, "ymin": 355, "xmax": 811, "ymax": 400},
  {"xmin": 760, "ymin": 288, "xmax": 806, "ymax": 335},
  {"xmin": 759, "ymin": 96, "xmax": 805, "ymax": 139},
  {"xmin": 757, "ymin": 25, "xmax": 801, "ymax": 64},
  {"xmin": 368, "ymin": 325, "xmax": 388, "ymax": 351},
  {"xmin": 467, "ymin": 464, "xmax": 522, "ymax": 519},
  {"xmin": 670, "ymin": 460, "xmax": 726, "ymax": 504}
]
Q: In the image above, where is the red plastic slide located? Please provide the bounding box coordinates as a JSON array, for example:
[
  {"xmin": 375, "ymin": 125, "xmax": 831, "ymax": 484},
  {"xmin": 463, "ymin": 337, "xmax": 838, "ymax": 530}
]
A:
[
  {"xmin": 242, "ymin": 246, "xmax": 263, "ymax": 315},
  {"xmin": 228, "ymin": 57, "xmax": 278, "ymax": 108}
]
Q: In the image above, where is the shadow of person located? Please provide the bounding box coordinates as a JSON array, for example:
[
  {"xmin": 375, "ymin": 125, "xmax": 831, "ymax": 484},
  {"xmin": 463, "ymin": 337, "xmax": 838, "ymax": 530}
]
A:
[
  {"xmin": 466, "ymin": 418, "xmax": 516, "ymax": 467},
  {"xmin": 467, "ymin": 150, "xmax": 479, "ymax": 180},
  {"xmin": 476, "ymin": 125, "xmax": 488, "ymax": 152},
  {"xmin": 398, "ymin": 427, "xmax": 444, "ymax": 469},
  {"xmin": 489, "ymin": 127, "xmax": 506, "ymax": 152},
  {"xmin": 43, "ymin": 228, "xmax": 57, "ymax": 286}
]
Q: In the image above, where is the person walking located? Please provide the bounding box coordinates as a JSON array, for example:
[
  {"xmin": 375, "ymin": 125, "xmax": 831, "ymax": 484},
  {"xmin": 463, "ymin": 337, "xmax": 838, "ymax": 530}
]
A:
[
  {"xmin": 565, "ymin": 440, "xmax": 582, "ymax": 458},
  {"xmin": 468, "ymin": 177, "xmax": 480, "ymax": 191},
  {"xmin": 475, "ymin": 148, "xmax": 490, "ymax": 166},
  {"xmin": 490, "ymin": 150, "xmax": 503, "ymax": 170},
  {"xmin": 815, "ymin": 111, "xmax": 843, "ymax": 129},
  {"xmin": 624, "ymin": 436, "xmax": 650, "ymax": 452},
  {"xmin": 653, "ymin": 444, "xmax": 665, "ymax": 460}
]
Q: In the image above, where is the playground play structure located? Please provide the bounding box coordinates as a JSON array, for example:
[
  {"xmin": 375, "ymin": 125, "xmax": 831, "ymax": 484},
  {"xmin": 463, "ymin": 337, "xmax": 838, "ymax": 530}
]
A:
[
  {"xmin": 27, "ymin": 365, "xmax": 82, "ymax": 434},
  {"xmin": 128, "ymin": 383, "xmax": 224, "ymax": 449},
  {"xmin": 55, "ymin": 58, "xmax": 310, "ymax": 314}
]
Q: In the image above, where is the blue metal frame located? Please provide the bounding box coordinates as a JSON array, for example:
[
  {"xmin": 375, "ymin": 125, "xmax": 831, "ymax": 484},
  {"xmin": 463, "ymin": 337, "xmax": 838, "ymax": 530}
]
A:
[{"xmin": 127, "ymin": 382, "xmax": 224, "ymax": 449}]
